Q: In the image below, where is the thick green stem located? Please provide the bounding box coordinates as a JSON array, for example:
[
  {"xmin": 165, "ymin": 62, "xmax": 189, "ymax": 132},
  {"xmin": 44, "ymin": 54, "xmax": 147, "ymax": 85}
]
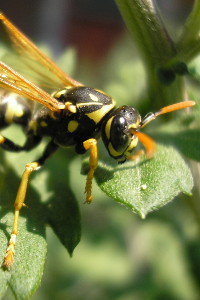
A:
[
  {"xmin": 115, "ymin": 0, "xmax": 187, "ymax": 107},
  {"xmin": 171, "ymin": 0, "xmax": 200, "ymax": 64},
  {"xmin": 115, "ymin": 0, "xmax": 176, "ymax": 68},
  {"xmin": 178, "ymin": 0, "xmax": 200, "ymax": 49}
]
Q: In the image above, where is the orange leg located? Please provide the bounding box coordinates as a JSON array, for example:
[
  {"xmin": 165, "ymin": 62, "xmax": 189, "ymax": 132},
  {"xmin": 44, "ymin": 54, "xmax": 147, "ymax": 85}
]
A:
[
  {"xmin": 3, "ymin": 162, "xmax": 40, "ymax": 268},
  {"xmin": 133, "ymin": 131, "xmax": 156, "ymax": 159},
  {"xmin": 83, "ymin": 138, "xmax": 98, "ymax": 204},
  {"xmin": 129, "ymin": 149, "xmax": 145, "ymax": 161},
  {"xmin": 2, "ymin": 140, "xmax": 58, "ymax": 268}
]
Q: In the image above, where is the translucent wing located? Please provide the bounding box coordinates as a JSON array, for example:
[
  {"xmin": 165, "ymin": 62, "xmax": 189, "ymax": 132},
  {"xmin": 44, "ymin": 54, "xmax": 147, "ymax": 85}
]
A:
[
  {"xmin": 0, "ymin": 12, "xmax": 82, "ymax": 91},
  {"xmin": 0, "ymin": 62, "xmax": 65, "ymax": 111}
]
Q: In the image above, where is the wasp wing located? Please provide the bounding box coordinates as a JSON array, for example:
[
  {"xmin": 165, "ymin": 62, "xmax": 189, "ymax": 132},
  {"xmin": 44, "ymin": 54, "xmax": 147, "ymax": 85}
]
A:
[
  {"xmin": 0, "ymin": 62, "xmax": 65, "ymax": 111},
  {"xmin": 0, "ymin": 12, "xmax": 82, "ymax": 91}
]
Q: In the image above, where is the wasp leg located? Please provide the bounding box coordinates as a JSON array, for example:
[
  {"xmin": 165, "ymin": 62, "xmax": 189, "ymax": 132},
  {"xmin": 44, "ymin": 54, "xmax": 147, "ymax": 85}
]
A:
[
  {"xmin": 3, "ymin": 140, "xmax": 58, "ymax": 268},
  {"xmin": 0, "ymin": 134, "xmax": 25, "ymax": 152},
  {"xmin": 133, "ymin": 131, "xmax": 156, "ymax": 159},
  {"xmin": 129, "ymin": 149, "xmax": 145, "ymax": 161},
  {"xmin": 0, "ymin": 133, "xmax": 41, "ymax": 152},
  {"xmin": 83, "ymin": 138, "xmax": 98, "ymax": 204}
]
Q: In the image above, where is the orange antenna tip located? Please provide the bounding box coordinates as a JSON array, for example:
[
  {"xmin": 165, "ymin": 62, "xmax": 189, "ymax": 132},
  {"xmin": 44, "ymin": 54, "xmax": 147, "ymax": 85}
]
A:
[{"xmin": 156, "ymin": 100, "xmax": 196, "ymax": 116}]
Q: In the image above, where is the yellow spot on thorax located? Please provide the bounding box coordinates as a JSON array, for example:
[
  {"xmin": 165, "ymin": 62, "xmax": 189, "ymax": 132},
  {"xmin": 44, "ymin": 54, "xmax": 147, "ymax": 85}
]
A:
[
  {"xmin": 68, "ymin": 120, "xmax": 79, "ymax": 132},
  {"xmin": 29, "ymin": 120, "xmax": 38, "ymax": 135},
  {"xmin": 86, "ymin": 103, "xmax": 115, "ymax": 123},
  {"xmin": 40, "ymin": 121, "xmax": 48, "ymax": 127}
]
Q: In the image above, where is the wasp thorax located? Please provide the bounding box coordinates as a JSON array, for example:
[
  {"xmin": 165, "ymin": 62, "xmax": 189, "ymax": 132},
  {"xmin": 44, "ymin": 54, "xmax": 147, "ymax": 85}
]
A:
[{"xmin": 101, "ymin": 106, "xmax": 141, "ymax": 162}]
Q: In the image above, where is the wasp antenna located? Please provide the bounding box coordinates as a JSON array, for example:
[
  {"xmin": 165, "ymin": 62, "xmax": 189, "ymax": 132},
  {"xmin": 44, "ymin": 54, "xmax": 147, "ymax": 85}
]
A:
[
  {"xmin": 155, "ymin": 100, "xmax": 196, "ymax": 117},
  {"xmin": 141, "ymin": 100, "xmax": 195, "ymax": 128}
]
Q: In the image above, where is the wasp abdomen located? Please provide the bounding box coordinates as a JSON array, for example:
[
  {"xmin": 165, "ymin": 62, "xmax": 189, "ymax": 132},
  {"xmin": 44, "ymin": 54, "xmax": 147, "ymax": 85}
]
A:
[{"xmin": 0, "ymin": 91, "xmax": 32, "ymax": 129}]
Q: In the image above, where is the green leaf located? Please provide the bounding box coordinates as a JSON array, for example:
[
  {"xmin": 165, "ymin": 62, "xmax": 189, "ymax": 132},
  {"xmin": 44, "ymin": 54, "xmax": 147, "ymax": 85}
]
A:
[
  {"xmin": 150, "ymin": 113, "xmax": 200, "ymax": 162},
  {"xmin": 0, "ymin": 128, "xmax": 81, "ymax": 298},
  {"xmin": 152, "ymin": 129, "xmax": 200, "ymax": 162},
  {"xmin": 45, "ymin": 151, "xmax": 81, "ymax": 256},
  {"xmin": 0, "ymin": 154, "xmax": 47, "ymax": 299},
  {"xmin": 94, "ymin": 145, "xmax": 193, "ymax": 218}
]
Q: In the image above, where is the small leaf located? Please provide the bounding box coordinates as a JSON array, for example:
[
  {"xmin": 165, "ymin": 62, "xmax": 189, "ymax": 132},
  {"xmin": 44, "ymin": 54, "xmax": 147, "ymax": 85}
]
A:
[
  {"xmin": 94, "ymin": 145, "xmax": 193, "ymax": 218},
  {"xmin": 5, "ymin": 212, "xmax": 47, "ymax": 300},
  {"xmin": 45, "ymin": 153, "xmax": 81, "ymax": 256},
  {"xmin": 150, "ymin": 113, "xmax": 200, "ymax": 162},
  {"xmin": 153, "ymin": 129, "xmax": 200, "ymax": 162},
  {"xmin": 0, "ymin": 138, "xmax": 81, "ymax": 298},
  {"xmin": 0, "ymin": 155, "xmax": 47, "ymax": 299}
]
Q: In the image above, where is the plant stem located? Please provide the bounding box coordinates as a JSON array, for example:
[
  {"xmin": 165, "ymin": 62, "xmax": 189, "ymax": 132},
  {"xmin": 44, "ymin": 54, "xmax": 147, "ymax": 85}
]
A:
[
  {"xmin": 115, "ymin": 0, "xmax": 187, "ymax": 107},
  {"xmin": 178, "ymin": 0, "xmax": 200, "ymax": 49},
  {"xmin": 115, "ymin": 0, "xmax": 175, "ymax": 67},
  {"xmin": 168, "ymin": 0, "xmax": 200, "ymax": 64}
]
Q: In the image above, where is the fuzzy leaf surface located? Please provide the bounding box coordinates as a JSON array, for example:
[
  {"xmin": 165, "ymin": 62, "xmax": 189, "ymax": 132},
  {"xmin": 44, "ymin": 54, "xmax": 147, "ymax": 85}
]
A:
[{"xmin": 94, "ymin": 145, "xmax": 193, "ymax": 218}]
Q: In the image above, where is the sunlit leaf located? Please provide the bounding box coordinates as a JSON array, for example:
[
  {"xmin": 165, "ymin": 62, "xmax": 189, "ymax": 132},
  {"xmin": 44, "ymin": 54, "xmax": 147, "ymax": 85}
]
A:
[{"xmin": 94, "ymin": 145, "xmax": 193, "ymax": 218}]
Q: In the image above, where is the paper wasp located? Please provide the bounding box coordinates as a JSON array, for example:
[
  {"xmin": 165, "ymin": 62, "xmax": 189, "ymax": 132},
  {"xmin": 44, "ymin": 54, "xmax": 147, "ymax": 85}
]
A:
[{"xmin": 0, "ymin": 12, "xmax": 195, "ymax": 268}]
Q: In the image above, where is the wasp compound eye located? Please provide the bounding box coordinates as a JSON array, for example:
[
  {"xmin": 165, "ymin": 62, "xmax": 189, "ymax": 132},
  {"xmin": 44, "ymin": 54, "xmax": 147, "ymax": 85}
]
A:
[{"xmin": 101, "ymin": 106, "xmax": 141, "ymax": 161}]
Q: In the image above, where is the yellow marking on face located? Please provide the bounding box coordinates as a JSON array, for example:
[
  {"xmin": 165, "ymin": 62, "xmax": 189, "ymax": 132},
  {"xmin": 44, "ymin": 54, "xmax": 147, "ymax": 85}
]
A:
[
  {"xmin": 89, "ymin": 93, "xmax": 99, "ymax": 102},
  {"xmin": 128, "ymin": 117, "xmax": 141, "ymax": 129},
  {"xmin": 0, "ymin": 135, "xmax": 5, "ymax": 144},
  {"xmin": 87, "ymin": 103, "xmax": 115, "ymax": 123},
  {"xmin": 68, "ymin": 120, "xmax": 79, "ymax": 132},
  {"xmin": 108, "ymin": 142, "xmax": 122, "ymax": 158},
  {"xmin": 40, "ymin": 121, "xmax": 48, "ymax": 127},
  {"xmin": 105, "ymin": 116, "xmax": 114, "ymax": 140},
  {"xmin": 124, "ymin": 137, "xmax": 138, "ymax": 156}
]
